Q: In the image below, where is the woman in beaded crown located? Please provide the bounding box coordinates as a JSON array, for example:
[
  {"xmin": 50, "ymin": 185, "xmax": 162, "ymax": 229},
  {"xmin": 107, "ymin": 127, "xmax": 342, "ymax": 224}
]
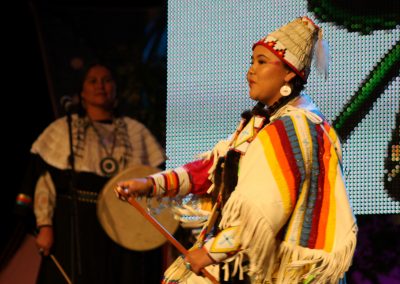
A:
[{"xmin": 116, "ymin": 17, "xmax": 357, "ymax": 284}]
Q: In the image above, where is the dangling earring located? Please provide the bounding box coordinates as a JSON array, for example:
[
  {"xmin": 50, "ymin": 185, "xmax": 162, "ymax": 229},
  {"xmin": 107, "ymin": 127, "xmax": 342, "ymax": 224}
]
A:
[{"xmin": 280, "ymin": 83, "xmax": 292, "ymax": 97}]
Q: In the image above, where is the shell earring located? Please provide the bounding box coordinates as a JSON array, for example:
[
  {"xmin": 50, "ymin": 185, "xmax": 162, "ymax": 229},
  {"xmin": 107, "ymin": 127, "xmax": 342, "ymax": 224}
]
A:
[{"xmin": 280, "ymin": 83, "xmax": 292, "ymax": 97}]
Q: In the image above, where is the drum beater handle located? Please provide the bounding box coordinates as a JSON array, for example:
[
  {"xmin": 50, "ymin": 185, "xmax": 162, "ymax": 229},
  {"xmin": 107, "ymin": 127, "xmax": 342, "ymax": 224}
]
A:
[{"xmin": 125, "ymin": 195, "xmax": 220, "ymax": 284}]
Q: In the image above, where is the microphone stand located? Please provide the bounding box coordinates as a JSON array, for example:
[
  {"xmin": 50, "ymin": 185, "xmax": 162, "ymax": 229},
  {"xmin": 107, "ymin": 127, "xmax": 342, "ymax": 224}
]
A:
[{"xmin": 65, "ymin": 106, "xmax": 82, "ymax": 283}]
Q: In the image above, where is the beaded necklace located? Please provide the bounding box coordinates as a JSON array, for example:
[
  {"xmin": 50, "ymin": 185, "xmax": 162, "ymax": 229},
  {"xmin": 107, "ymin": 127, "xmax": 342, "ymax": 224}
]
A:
[
  {"xmin": 73, "ymin": 116, "xmax": 133, "ymax": 177},
  {"xmin": 90, "ymin": 119, "xmax": 119, "ymax": 176}
]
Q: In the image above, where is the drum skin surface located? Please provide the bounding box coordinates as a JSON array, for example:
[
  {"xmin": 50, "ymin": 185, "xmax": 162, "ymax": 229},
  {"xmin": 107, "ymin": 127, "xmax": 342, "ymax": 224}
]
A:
[{"xmin": 97, "ymin": 165, "xmax": 179, "ymax": 251}]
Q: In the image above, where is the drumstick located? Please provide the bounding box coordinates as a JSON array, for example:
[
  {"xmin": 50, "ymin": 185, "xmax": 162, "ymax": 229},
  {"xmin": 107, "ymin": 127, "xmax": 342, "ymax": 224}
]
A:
[
  {"xmin": 49, "ymin": 254, "xmax": 73, "ymax": 284},
  {"xmin": 126, "ymin": 196, "xmax": 220, "ymax": 284},
  {"xmin": 35, "ymin": 232, "xmax": 72, "ymax": 284}
]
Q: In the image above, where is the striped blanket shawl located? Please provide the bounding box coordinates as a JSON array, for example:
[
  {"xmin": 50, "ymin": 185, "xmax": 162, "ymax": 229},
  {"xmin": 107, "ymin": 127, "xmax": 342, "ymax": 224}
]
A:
[{"xmin": 219, "ymin": 95, "xmax": 357, "ymax": 283}]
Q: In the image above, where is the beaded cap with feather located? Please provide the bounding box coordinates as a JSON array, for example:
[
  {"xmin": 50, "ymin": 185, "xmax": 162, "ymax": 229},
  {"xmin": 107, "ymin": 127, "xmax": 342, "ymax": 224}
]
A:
[{"xmin": 253, "ymin": 16, "xmax": 329, "ymax": 81}]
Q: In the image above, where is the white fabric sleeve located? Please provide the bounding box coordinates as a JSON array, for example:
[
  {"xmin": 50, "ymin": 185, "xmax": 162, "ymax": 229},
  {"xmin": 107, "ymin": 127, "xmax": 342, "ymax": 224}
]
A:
[
  {"xmin": 149, "ymin": 166, "xmax": 192, "ymax": 196},
  {"xmin": 34, "ymin": 171, "xmax": 56, "ymax": 227}
]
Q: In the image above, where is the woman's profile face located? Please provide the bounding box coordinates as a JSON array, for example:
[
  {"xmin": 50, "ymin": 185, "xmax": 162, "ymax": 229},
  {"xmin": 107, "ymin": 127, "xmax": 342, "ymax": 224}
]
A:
[
  {"xmin": 247, "ymin": 45, "xmax": 295, "ymax": 106},
  {"xmin": 81, "ymin": 65, "xmax": 116, "ymax": 110}
]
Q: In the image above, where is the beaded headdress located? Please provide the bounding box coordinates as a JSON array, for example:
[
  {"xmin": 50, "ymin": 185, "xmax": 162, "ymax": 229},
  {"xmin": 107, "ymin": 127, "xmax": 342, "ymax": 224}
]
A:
[{"xmin": 253, "ymin": 16, "xmax": 329, "ymax": 81}]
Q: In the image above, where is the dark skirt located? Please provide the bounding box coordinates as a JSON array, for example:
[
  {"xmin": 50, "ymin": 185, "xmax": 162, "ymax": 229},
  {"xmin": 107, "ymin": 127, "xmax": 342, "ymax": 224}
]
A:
[{"xmin": 36, "ymin": 168, "xmax": 163, "ymax": 284}]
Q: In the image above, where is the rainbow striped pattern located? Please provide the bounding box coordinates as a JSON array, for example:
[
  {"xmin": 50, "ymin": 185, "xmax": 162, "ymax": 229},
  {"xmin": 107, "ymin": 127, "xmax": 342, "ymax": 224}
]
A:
[
  {"xmin": 150, "ymin": 166, "xmax": 195, "ymax": 197},
  {"xmin": 258, "ymin": 114, "xmax": 341, "ymax": 252},
  {"xmin": 16, "ymin": 193, "xmax": 32, "ymax": 207}
]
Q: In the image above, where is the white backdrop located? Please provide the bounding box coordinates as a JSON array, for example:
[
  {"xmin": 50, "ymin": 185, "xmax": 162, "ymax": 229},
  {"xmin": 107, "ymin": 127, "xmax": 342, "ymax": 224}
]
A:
[{"xmin": 166, "ymin": 0, "xmax": 400, "ymax": 214}]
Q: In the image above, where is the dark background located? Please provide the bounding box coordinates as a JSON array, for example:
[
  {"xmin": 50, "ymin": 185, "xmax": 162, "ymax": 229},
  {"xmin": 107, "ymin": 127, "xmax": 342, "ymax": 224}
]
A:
[
  {"xmin": 2, "ymin": 1, "xmax": 399, "ymax": 283},
  {"xmin": 2, "ymin": 0, "xmax": 167, "ymax": 274}
]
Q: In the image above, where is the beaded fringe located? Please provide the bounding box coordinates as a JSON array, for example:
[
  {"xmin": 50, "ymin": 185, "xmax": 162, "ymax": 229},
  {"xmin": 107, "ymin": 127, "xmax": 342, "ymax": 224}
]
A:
[{"xmin": 220, "ymin": 192, "xmax": 357, "ymax": 284}]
